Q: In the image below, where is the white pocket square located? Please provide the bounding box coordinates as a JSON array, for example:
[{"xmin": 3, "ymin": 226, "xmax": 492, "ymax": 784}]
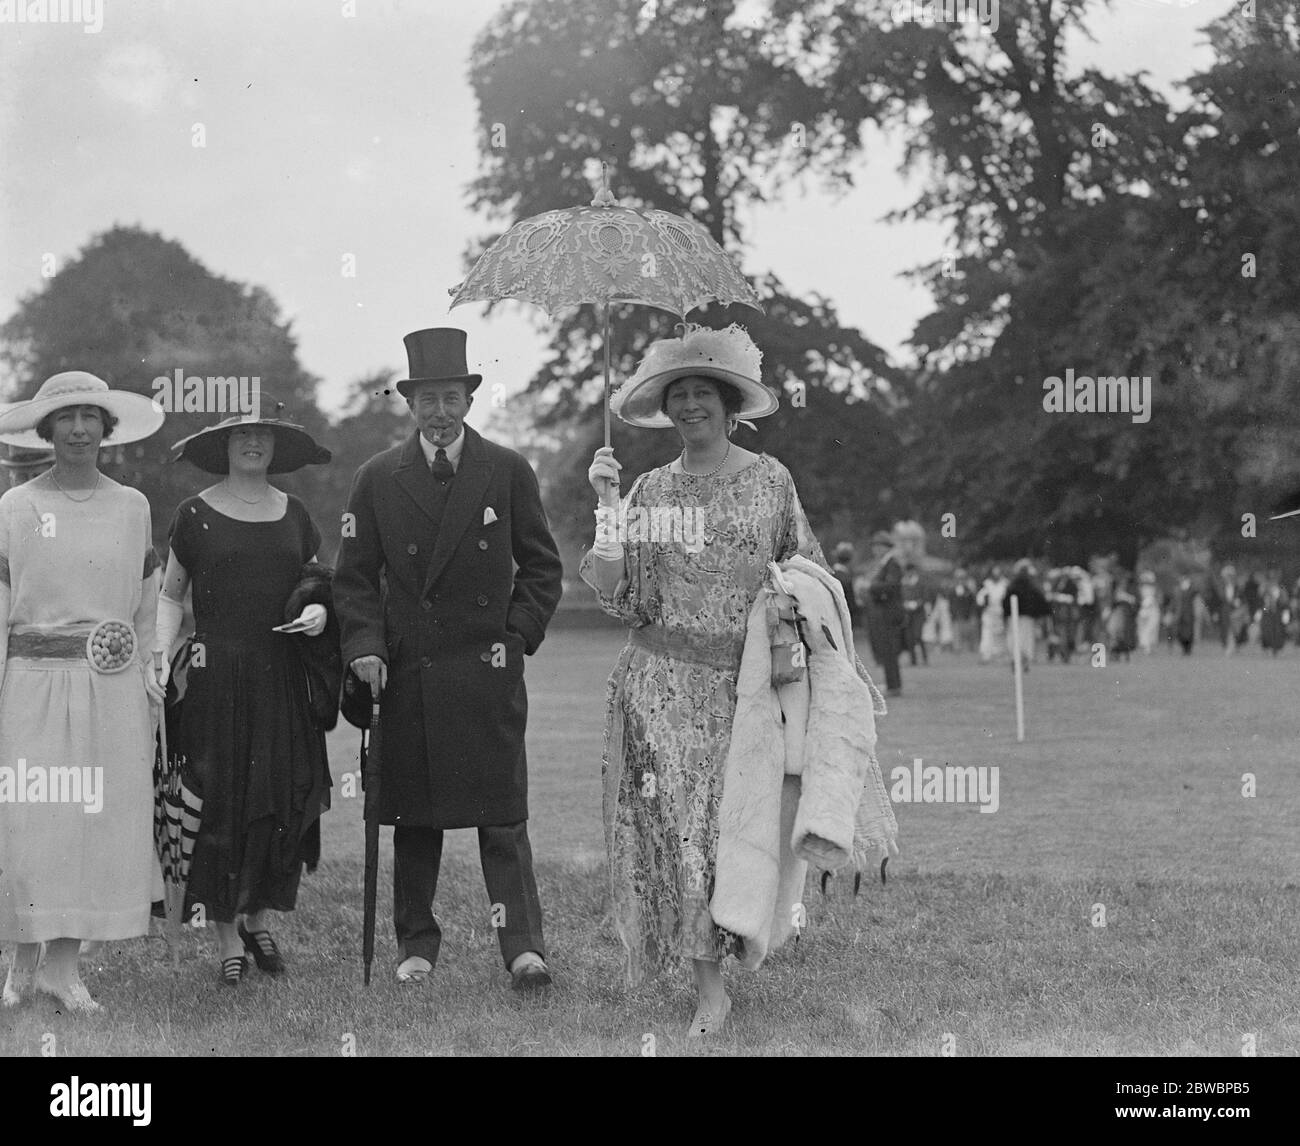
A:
[{"xmin": 483, "ymin": 507, "xmax": 498, "ymax": 525}]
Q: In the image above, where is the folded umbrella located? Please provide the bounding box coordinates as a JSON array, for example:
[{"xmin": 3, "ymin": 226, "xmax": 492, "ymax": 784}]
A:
[
  {"xmin": 362, "ymin": 692, "xmax": 382, "ymax": 986},
  {"xmin": 151, "ymin": 648, "xmax": 202, "ymax": 971}
]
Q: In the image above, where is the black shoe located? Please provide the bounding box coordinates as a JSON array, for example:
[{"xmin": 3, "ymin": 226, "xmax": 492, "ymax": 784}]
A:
[
  {"xmin": 886, "ymin": 687, "xmax": 902, "ymax": 698},
  {"xmin": 220, "ymin": 955, "xmax": 248, "ymax": 987},
  {"xmin": 238, "ymin": 922, "xmax": 286, "ymax": 975}
]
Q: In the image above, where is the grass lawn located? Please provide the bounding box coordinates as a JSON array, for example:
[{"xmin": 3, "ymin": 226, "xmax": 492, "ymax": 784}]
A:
[{"xmin": 2, "ymin": 631, "xmax": 1297, "ymax": 1056}]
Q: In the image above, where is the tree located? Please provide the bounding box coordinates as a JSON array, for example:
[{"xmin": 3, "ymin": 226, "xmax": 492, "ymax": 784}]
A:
[
  {"xmin": 466, "ymin": 0, "xmax": 904, "ymax": 552},
  {"xmin": 310, "ymin": 370, "xmax": 414, "ymax": 564},
  {"xmin": 1, "ymin": 225, "xmax": 336, "ymax": 545},
  {"xmin": 798, "ymin": 0, "xmax": 1300, "ymax": 565}
]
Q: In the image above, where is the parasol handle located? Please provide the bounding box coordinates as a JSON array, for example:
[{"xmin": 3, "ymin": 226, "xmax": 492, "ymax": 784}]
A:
[
  {"xmin": 603, "ymin": 304, "xmax": 613, "ymax": 453},
  {"xmin": 601, "ymin": 304, "xmax": 619, "ymax": 490}
]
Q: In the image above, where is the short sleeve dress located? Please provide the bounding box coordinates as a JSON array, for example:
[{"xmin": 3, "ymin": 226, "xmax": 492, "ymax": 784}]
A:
[
  {"xmin": 0, "ymin": 476, "xmax": 163, "ymax": 942},
  {"xmin": 579, "ymin": 453, "xmax": 825, "ymax": 985},
  {"xmin": 168, "ymin": 494, "xmax": 330, "ymax": 924}
]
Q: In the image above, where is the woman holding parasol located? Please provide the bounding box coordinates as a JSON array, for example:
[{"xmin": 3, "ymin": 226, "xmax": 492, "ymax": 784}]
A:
[{"xmin": 582, "ymin": 324, "xmax": 832, "ymax": 1037}]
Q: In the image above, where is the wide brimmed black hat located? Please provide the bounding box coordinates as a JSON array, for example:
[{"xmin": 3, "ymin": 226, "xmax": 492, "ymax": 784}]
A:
[
  {"xmin": 170, "ymin": 393, "xmax": 331, "ymax": 475},
  {"xmin": 395, "ymin": 328, "xmax": 482, "ymax": 399}
]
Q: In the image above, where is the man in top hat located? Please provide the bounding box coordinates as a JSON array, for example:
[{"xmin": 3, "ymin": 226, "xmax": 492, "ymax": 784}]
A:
[{"xmin": 334, "ymin": 328, "xmax": 563, "ymax": 990}]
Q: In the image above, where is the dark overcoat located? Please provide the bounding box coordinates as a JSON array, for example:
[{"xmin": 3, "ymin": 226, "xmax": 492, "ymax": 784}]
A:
[{"xmin": 334, "ymin": 427, "xmax": 563, "ymax": 828}]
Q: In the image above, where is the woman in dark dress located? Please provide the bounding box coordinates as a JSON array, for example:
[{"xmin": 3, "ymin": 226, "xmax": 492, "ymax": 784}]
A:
[{"xmin": 156, "ymin": 399, "xmax": 333, "ymax": 984}]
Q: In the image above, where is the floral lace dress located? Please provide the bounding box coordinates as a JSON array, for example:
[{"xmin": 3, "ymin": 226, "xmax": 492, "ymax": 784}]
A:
[{"xmin": 580, "ymin": 453, "xmax": 824, "ymax": 985}]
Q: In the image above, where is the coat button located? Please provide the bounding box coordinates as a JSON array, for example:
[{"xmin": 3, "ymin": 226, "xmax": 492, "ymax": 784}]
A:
[
  {"xmin": 478, "ymin": 540, "xmax": 488, "ymax": 550},
  {"xmin": 421, "ymin": 656, "xmax": 431, "ymax": 668},
  {"xmin": 421, "ymin": 600, "xmax": 431, "ymax": 611},
  {"xmin": 479, "ymin": 651, "xmax": 492, "ymax": 662},
  {"xmin": 407, "ymin": 543, "xmax": 418, "ymax": 555},
  {"xmin": 476, "ymin": 595, "xmax": 488, "ymax": 606}
]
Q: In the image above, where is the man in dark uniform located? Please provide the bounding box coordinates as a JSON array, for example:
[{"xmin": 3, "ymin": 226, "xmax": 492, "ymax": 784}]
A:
[
  {"xmin": 862, "ymin": 530, "xmax": 906, "ymax": 697},
  {"xmin": 335, "ymin": 328, "xmax": 563, "ymax": 990}
]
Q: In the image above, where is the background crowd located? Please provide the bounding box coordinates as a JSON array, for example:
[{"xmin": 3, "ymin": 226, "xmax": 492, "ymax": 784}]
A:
[{"xmin": 829, "ymin": 524, "xmax": 1296, "ymax": 694}]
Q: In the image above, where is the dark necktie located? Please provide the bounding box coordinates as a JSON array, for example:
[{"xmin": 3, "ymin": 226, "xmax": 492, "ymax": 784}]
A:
[{"xmin": 431, "ymin": 448, "xmax": 454, "ymax": 482}]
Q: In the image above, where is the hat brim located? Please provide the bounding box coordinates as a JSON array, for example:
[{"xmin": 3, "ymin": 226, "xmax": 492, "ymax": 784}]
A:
[
  {"xmin": 395, "ymin": 375, "xmax": 482, "ymax": 399},
  {"xmin": 0, "ymin": 404, "xmax": 51, "ymax": 451},
  {"xmin": 0, "ymin": 391, "xmax": 164, "ymax": 446},
  {"xmin": 612, "ymin": 366, "xmax": 778, "ymax": 429},
  {"xmin": 171, "ymin": 419, "xmax": 332, "ymax": 475}
]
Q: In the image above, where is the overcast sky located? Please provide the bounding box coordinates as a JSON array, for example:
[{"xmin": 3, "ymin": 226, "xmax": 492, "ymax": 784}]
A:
[{"xmin": 0, "ymin": 0, "xmax": 1234, "ymax": 434}]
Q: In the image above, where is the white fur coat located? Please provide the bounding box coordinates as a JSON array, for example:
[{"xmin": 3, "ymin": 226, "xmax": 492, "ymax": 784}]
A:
[{"xmin": 710, "ymin": 555, "xmax": 899, "ymax": 969}]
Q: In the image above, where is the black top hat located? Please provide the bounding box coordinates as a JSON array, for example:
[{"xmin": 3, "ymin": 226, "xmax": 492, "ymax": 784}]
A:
[
  {"xmin": 170, "ymin": 392, "xmax": 331, "ymax": 475},
  {"xmin": 396, "ymin": 328, "xmax": 483, "ymax": 399}
]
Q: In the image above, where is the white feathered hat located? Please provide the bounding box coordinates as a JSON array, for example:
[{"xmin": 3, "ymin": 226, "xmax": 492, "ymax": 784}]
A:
[{"xmin": 610, "ymin": 323, "xmax": 778, "ymax": 429}]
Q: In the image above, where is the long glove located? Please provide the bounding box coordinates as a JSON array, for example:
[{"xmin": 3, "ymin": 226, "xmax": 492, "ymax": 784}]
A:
[
  {"xmin": 136, "ymin": 570, "xmax": 165, "ymax": 705},
  {"xmin": 155, "ymin": 594, "xmax": 185, "ymax": 689},
  {"xmin": 287, "ymin": 602, "xmax": 327, "ymax": 636}
]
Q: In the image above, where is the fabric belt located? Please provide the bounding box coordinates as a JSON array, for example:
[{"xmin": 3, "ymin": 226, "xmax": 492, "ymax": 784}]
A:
[
  {"xmin": 8, "ymin": 623, "xmax": 109, "ymax": 661},
  {"xmin": 628, "ymin": 624, "xmax": 743, "ymax": 672},
  {"xmin": 7, "ymin": 622, "xmax": 141, "ymax": 677}
]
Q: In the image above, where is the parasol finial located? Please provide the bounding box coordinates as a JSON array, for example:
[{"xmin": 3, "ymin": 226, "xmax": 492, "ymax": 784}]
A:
[{"xmin": 591, "ymin": 161, "xmax": 617, "ymax": 208}]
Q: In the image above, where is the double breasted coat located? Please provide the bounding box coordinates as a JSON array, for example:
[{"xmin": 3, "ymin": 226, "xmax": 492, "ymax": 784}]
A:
[{"xmin": 334, "ymin": 427, "xmax": 563, "ymax": 828}]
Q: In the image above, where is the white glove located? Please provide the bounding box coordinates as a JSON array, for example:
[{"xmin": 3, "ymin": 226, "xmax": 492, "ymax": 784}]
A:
[
  {"xmin": 144, "ymin": 658, "xmax": 166, "ymax": 706},
  {"xmin": 155, "ymin": 594, "xmax": 185, "ymax": 689},
  {"xmin": 592, "ymin": 506, "xmax": 623, "ymax": 562},
  {"xmin": 587, "ymin": 447, "xmax": 622, "ymax": 508},
  {"xmin": 291, "ymin": 603, "xmax": 328, "ymax": 637}
]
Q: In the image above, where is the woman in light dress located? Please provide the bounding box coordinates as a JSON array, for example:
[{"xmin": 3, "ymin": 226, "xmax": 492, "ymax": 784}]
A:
[
  {"xmin": 1136, "ymin": 571, "xmax": 1162, "ymax": 654},
  {"xmin": 583, "ymin": 325, "xmax": 872, "ymax": 1038},
  {"xmin": 0, "ymin": 372, "xmax": 165, "ymax": 1013},
  {"xmin": 976, "ymin": 565, "xmax": 1008, "ymax": 662}
]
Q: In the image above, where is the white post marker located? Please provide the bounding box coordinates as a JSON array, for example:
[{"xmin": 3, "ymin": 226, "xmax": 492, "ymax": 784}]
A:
[{"xmin": 1010, "ymin": 593, "xmax": 1024, "ymax": 742}]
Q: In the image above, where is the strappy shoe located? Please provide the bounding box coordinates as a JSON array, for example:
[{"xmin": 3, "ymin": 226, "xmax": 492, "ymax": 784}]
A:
[
  {"xmin": 2, "ymin": 964, "xmax": 35, "ymax": 1008},
  {"xmin": 686, "ymin": 994, "xmax": 731, "ymax": 1039},
  {"xmin": 33, "ymin": 970, "xmax": 102, "ymax": 1014},
  {"xmin": 238, "ymin": 923, "xmax": 286, "ymax": 975},
  {"xmin": 220, "ymin": 955, "xmax": 248, "ymax": 987}
]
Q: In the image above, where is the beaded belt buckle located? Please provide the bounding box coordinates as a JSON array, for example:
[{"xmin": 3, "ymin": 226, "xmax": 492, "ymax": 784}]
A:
[{"xmin": 86, "ymin": 619, "xmax": 137, "ymax": 674}]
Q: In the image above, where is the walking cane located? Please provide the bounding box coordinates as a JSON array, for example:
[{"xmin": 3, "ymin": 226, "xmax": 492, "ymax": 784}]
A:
[{"xmin": 362, "ymin": 688, "xmax": 382, "ymax": 986}]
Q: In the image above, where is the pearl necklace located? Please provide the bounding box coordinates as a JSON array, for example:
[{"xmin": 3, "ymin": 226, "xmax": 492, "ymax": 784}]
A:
[
  {"xmin": 223, "ymin": 479, "xmax": 268, "ymax": 505},
  {"xmin": 48, "ymin": 469, "xmax": 101, "ymax": 503},
  {"xmin": 680, "ymin": 440, "xmax": 731, "ymax": 478}
]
